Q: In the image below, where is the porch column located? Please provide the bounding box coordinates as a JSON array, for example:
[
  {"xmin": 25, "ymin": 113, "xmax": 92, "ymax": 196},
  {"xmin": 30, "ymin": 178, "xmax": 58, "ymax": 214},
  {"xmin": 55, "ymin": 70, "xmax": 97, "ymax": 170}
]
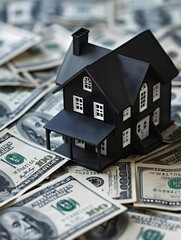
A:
[
  {"xmin": 46, "ymin": 129, "xmax": 51, "ymax": 150},
  {"xmin": 68, "ymin": 137, "xmax": 73, "ymax": 159},
  {"xmin": 97, "ymin": 144, "xmax": 101, "ymax": 170}
]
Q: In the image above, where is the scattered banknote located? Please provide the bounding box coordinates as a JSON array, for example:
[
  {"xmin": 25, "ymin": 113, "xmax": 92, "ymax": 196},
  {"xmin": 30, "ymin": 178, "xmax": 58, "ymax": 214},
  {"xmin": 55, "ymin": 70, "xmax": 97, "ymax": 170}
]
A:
[
  {"xmin": 0, "ymin": 22, "xmax": 41, "ymax": 65},
  {"xmin": 172, "ymin": 72, "xmax": 181, "ymax": 86},
  {"xmin": 137, "ymin": 139, "xmax": 181, "ymax": 165},
  {"xmin": 21, "ymin": 66, "xmax": 58, "ymax": 86},
  {"xmin": 10, "ymin": 84, "xmax": 64, "ymax": 149},
  {"xmin": 0, "ymin": 66, "xmax": 35, "ymax": 87},
  {"xmin": 135, "ymin": 163, "xmax": 181, "ymax": 210},
  {"xmin": 0, "ymin": 173, "xmax": 127, "ymax": 240},
  {"xmin": 0, "ymin": 83, "xmax": 52, "ymax": 131},
  {"xmin": 161, "ymin": 123, "xmax": 181, "ymax": 143},
  {"xmin": 115, "ymin": 1, "xmax": 181, "ymax": 34},
  {"xmin": 8, "ymin": 25, "xmax": 71, "ymax": 72},
  {"xmin": 78, "ymin": 207, "xmax": 181, "ymax": 239},
  {"xmin": 159, "ymin": 25, "xmax": 181, "ymax": 70},
  {"xmin": 171, "ymin": 87, "xmax": 181, "ymax": 125},
  {"xmin": 62, "ymin": 160, "xmax": 136, "ymax": 204},
  {"xmin": 0, "ymin": 129, "xmax": 69, "ymax": 207}
]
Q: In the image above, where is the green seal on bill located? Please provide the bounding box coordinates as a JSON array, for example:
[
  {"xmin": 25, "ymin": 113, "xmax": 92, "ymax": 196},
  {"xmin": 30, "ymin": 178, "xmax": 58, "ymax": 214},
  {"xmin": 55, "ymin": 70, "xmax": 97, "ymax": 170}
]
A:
[{"xmin": 5, "ymin": 152, "xmax": 25, "ymax": 165}]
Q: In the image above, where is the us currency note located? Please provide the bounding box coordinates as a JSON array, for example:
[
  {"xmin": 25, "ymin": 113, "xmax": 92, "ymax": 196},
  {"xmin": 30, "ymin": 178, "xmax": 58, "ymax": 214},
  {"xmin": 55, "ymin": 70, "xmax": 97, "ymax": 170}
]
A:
[
  {"xmin": 0, "ymin": 22, "xmax": 41, "ymax": 65},
  {"xmin": 0, "ymin": 129, "xmax": 69, "ymax": 207},
  {"xmin": 0, "ymin": 66, "xmax": 35, "ymax": 87},
  {"xmin": 161, "ymin": 123, "xmax": 181, "ymax": 143},
  {"xmin": 171, "ymin": 87, "xmax": 181, "ymax": 125},
  {"xmin": 159, "ymin": 25, "xmax": 181, "ymax": 70},
  {"xmin": 0, "ymin": 173, "xmax": 127, "ymax": 240},
  {"xmin": 21, "ymin": 66, "xmax": 58, "ymax": 86},
  {"xmin": 61, "ymin": 160, "xmax": 136, "ymax": 204},
  {"xmin": 8, "ymin": 25, "xmax": 71, "ymax": 72},
  {"xmin": 172, "ymin": 72, "xmax": 181, "ymax": 86},
  {"xmin": 135, "ymin": 163, "xmax": 181, "ymax": 210},
  {"xmin": 10, "ymin": 84, "xmax": 64, "ymax": 149},
  {"xmin": 137, "ymin": 140, "xmax": 181, "ymax": 165},
  {"xmin": 78, "ymin": 207, "xmax": 181, "ymax": 240},
  {"xmin": 115, "ymin": 1, "xmax": 181, "ymax": 34},
  {"xmin": 0, "ymin": 83, "xmax": 52, "ymax": 131}
]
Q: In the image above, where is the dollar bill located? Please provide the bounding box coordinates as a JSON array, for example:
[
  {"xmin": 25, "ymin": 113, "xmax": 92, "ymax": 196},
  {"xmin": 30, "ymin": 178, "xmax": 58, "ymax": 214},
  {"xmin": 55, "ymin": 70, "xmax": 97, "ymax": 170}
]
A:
[
  {"xmin": 171, "ymin": 87, "xmax": 181, "ymax": 125},
  {"xmin": 78, "ymin": 207, "xmax": 181, "ymax": 239},
  {"xmin": 172, "ymin": 72, "xmax": 181, "ymax": 86},
  {"xmin": 135, "ymin": 163, "xmax": 181, "ymax": 210},
  {"xmin": 10, "ymin": 84, "xmax": 64, "ymax": 149},
  {"xmin": 0, "ymin": 129, "xmax": 69, "ymax": 207},
  {"xmin": 0, "ymin": 173, "xmax": 127, "ymax": 240},
  {"xmin": 137, "ymin": 140, "xmax": 181, "ymax": 165},
  {"xmin": 115, "ymin": 1, "xmax": 181, "ymax": 34},
  {"xmin": 0, "ymin": 22, "xmax": 41, "ymax": 65},
  {"xmin": 159, "ymin": 25, "xmax": 181, "ymax": 70},
  {"xmin": 21, "ymin": 66, "xmax": 58, "ymax": 86},
  {"xmin": 60, "ymin": 160, "xmax": 136, "ymax": 204},
  {"xmin": 7, "ymin": 25, "xmax": 71, "ymax": 72},
  {"xmin": 0, "ymin": 83, "xmax": 52, "ymax": 131},
  {"xmin": 0, "ymin": 66, "xmax": 35, "ymax": 87},
  {"xmin": 161, "ymin": 123, "xmax": 181, "ymax": 143}
]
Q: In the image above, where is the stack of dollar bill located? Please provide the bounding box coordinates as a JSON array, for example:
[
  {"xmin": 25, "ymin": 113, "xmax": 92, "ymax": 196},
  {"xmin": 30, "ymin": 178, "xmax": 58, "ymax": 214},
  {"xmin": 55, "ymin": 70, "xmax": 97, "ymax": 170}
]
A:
[{"xmin": 0, "ymin": 0, "xmax": 181, "ymax": 239}]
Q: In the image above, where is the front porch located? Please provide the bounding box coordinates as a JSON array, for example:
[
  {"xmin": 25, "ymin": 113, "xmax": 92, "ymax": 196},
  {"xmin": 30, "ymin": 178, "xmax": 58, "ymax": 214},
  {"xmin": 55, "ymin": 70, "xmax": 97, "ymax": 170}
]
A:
[{"xmin": 55, "ymin": 142, "xmax": 116, "ymax": 171}]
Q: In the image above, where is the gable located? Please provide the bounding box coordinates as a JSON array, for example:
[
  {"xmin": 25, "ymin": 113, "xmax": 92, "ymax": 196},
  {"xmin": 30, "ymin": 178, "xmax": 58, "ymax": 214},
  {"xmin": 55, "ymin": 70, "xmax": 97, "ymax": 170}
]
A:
[
  {"xmin": 55, "ymin": 42, "xmax": 110, "ymax": 87},
  {"xmin": 86, "ymin": 54, "xmax": 149, "ymax": 113},
  {"xmin": 114, "ymin": 30, "xmax": 178, "ymax": 83}
]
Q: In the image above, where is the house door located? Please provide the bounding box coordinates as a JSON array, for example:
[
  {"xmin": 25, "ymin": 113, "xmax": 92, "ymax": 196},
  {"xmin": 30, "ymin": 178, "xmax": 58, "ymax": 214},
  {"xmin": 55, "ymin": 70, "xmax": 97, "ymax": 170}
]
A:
[{"xmin": 136, "ymin": 115, "xmax": 150, "ymax": 140}]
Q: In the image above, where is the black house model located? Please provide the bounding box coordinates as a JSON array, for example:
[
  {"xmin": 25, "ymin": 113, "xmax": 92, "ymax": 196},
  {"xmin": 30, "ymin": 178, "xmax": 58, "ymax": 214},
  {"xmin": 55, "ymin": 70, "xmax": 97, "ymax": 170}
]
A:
[{"xmin": 44, "ymin": 28, "xmax": 178, "ymax": 171}]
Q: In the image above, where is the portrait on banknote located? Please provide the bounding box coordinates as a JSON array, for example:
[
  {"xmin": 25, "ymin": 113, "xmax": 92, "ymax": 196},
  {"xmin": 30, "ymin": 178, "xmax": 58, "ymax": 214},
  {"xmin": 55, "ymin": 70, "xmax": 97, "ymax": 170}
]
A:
[
  {"xmin": 0, "ymin": 207, "xmax": 57, "ymax": 240},
  {"xmin": 0, "ymin": 170, "xmax": 17, "ymax": 203},
  {"xmin": 81, "ymin": 212, "xmax": 128, "ymax": 240},
  {"xmin": 16, "ymin": 111, "xmax": 61, "ymax": 148}
]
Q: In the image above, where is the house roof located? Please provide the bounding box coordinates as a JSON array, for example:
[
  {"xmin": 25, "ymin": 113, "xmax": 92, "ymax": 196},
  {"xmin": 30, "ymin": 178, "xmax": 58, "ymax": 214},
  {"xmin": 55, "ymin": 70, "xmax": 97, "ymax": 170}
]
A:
[
  {"xmin": 86, "ymin": 54, "xmax": 150, "ymax": 112},
  {"xmin": 113, "ymin": 30, "xmax": 178, "ymax": 83},
  {"xmin": 56, "ymin": 29, "xmax": 178, "ymax": 89},
  {"xmin": 44, "ymin": 109, "xmax": 116, "ymax": 145},
  {"xmin": 55, "ymin": 42, "xmax": 110, "ymax": 87}
]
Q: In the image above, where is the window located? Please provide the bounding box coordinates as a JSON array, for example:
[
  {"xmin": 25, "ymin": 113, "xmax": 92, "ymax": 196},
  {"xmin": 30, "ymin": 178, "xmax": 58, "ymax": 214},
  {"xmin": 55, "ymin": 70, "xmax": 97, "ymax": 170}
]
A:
[
  {"xmin": 153, "ymin": 82, "xmax": 160, "ymax": 102},
  {"xmin": 75, "ymin": 139, "xmax": 85, "ymax": 148},
  {"xmin": 122, "ymin": 128, "xmax": 131, "ymax": 148},
  {"xmin": 95, "ymin": 139, "xmax": 107, "ymax": 155},
  {"xmin": 83, "ymin": 76, "xmax": 92, "ymax": 92},
  {"xmin": 73, "ymin": 95, "xmax": 83, "ymax": 113},
  {"xmin": 93, "ymin": 102, "xmax": 104, "ymax": 120},
  {"xmin": 139, "ymin": 83, "xmax": 148, "ymax": 112},
  {"xmin": 123, "ymin": 107, "xmax": 131, "ymax": 121},
  {"xmin": 153, "ymin": 108, "xmax": 160, "ymax": 126}
]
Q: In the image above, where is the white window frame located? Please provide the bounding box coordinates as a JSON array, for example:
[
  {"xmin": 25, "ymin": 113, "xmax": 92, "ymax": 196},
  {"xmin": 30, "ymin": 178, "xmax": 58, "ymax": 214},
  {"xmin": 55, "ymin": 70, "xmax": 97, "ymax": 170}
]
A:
[
  {"xmin": 83, "ymin": 76, "xmax": 92, "ymax": 92},
  {"xmin": 153, "ymin": 82, "xmax": 160, "ymax": 102},
  {"xmin": 123, "ymin": 107, "xmax": 131, "ymax": 121},
  {"xmin": 95, "ymin": 139, "xmax": 107, "ymax": 155},
  {"xmin": 93, "ymin": 102, "xmax": 104, "ymax": 121},
  {"xmin": 139, "ymin": 83, "xmax": 148, "ymax": 112},
  {"xmin": 122, "ymin": 128, "xmax": 131, "ymax": 148},
  {"xmin": 73, "ymin": 95, "xmax": 83, "ymax": 114},
  {"xmin": 75, "ymin": 139, "xmax": 85, "ymax": 148},
  {"xmin": 153, "ymin": 108, "xmax": 160, "ymax": 126}
]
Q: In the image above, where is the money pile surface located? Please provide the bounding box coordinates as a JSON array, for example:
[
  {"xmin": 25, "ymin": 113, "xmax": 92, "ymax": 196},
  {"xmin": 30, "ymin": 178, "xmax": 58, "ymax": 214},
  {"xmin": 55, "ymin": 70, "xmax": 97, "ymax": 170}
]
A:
[{"xmin": 0, "ymin": 0, "xmax": 181, "ymax": 239}]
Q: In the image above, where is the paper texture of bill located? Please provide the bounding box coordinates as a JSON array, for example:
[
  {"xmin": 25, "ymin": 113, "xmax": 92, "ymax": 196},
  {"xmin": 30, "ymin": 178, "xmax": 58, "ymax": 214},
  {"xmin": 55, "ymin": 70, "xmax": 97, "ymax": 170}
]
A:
[
  {"xmin": 1, "ymin": 174, "xmax": 127, "ymax": 240},
  {"xmin": 63, "ymin": 160, "xmax": 136, "ymax": 204},
  {"xmin": 0, "ymin": 83, "xmax": 52, "ymax": 131},
  {"xmin": 0, "ymin": 22, "xmax": 41, "ymax": 65},
  {"xmin": 135, "ymin": 163, "xmax": 181, "ymax": 210},
  {"xmin": 78, "ymin": 208, "xmax": 181, "ymax": 239},
  {"xmin": 0, "ymin": 129, "xmax": 69, "ymax": 207}
]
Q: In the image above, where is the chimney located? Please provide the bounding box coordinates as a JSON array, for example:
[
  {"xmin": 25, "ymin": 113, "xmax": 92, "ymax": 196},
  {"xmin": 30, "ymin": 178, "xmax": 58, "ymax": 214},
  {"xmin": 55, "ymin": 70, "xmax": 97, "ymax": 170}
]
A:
[{"xmin": 72, "ymin": 28, "xmax": 89, "ymax": 56}]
